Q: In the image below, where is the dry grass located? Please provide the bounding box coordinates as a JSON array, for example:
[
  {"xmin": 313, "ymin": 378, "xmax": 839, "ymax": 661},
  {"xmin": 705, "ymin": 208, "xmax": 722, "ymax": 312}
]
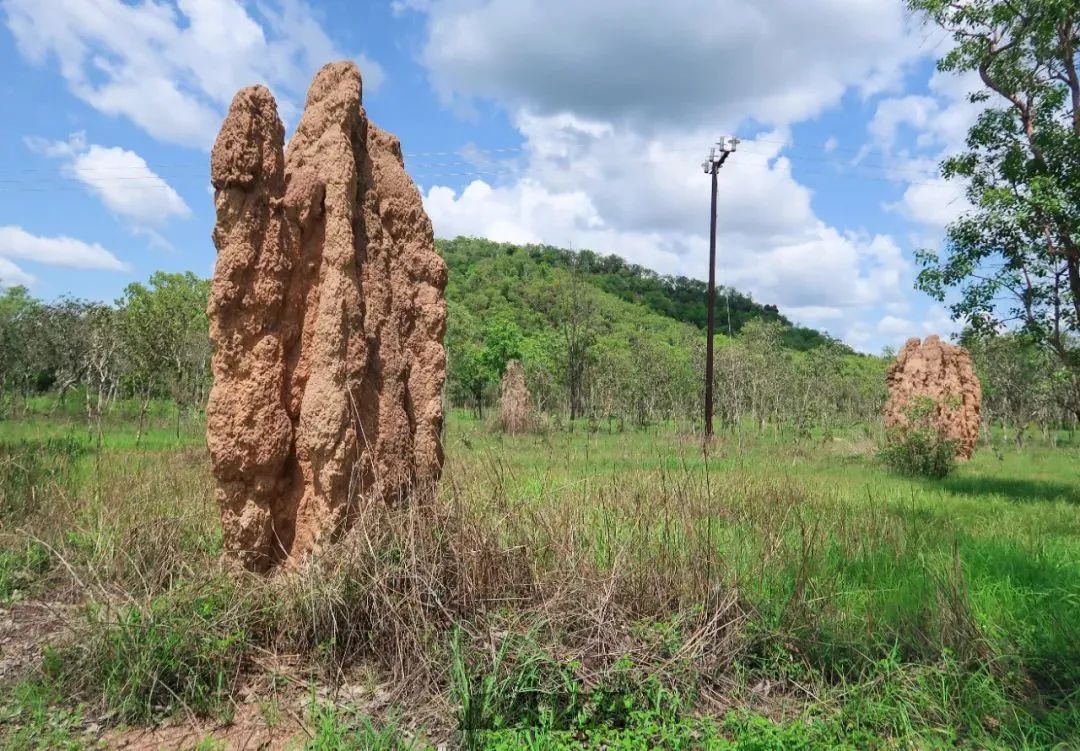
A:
[{"xmin": 2, "ymin": 416, "xmax": 1080, "ymax": 748}]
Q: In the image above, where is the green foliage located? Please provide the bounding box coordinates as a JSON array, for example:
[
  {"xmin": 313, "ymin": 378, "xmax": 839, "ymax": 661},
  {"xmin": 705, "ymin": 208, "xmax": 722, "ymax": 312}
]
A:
[
  {"xmin": 879, "ymin": 397, "xmax": 960, "ymax": 478},
  {"xmin": 44, "ymin": 577, "xmax": 259, "ymax": 723},
  {"xmin": 450, "ymin": 628, "xmax": 691, "ymax": 750},
  {"xmin": 0, "ymin": 680, "xmax": 85, "ymax": 751},
  {"xmin": 437, "ymin": 236, "xmax": 863, "ymax": 420},
  {"xmin": 439, "ymin": 237, "xmax": 846, "ymax": 350},
  {"xmin": 0, "ymin": 539, "xmax": 51, "ymax": 604},
  {"xmin": 0, "ymin": 286, "xmax": 49, "ymax": 407},
  {"xmin": 305, "ymin": 702, "xmax": 426, "ymax": 750},
  {"xmin": 907, "ymin": 0, "xmax": 1080, "ymax": 407},
  {"xmin": 118, "ymin": 271, "xmax": 210, "ymax": 399}
]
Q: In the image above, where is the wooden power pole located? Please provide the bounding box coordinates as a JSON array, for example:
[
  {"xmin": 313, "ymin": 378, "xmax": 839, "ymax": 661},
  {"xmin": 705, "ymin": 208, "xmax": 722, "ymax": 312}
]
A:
[{"xmin": 702, "ymin": 138, "xmax": 738, "ymax": 438}]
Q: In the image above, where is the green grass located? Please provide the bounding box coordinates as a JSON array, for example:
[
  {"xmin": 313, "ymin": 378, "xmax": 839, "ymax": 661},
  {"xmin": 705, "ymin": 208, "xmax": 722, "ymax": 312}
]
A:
[
  {"xmin": 0, "ymin": 407, "xmax": 1078, "ymax": 748},
  {"xmin": 0, "ymin": 680, "xmax": 86, "ymax": 751},
  {"xmin": 305, "ymin": 702, "xmax": 427, "ymax": 750},
  {"xmin": 42, "ymin": 576, "xmax": 261, "ymax": 724}
]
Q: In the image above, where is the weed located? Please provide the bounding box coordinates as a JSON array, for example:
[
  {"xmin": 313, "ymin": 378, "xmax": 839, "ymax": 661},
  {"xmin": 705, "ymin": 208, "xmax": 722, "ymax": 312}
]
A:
[
  {"xmin": 0, "ymin": 680, "xmax": 85, "ymax": 751},
  {"xmin": 305, "ymin": 701, "xmax": 427, "ymax": 750},
  {"xmin": 0, "ymin": 539, "xmax": 50, "ymax": 603},
  {"xmin": 43, "ymin": 576, "xmax": 261, "ymax": 723},
  {"xmin": 0, "ymin": 437, "xmax": 83, "ymax": 524}
]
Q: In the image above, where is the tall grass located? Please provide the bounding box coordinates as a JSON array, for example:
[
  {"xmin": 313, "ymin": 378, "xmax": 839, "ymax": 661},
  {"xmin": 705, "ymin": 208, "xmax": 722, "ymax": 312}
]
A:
[{"xmin": 1, "ymin": 414, "xmax": 1078, "ymax": 747}]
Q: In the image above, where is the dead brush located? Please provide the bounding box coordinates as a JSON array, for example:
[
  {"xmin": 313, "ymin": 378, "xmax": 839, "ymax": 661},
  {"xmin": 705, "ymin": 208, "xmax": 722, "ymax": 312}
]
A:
[{"xmin": 265, "ymin": 462, "xmax": 761, "ymax": 709}]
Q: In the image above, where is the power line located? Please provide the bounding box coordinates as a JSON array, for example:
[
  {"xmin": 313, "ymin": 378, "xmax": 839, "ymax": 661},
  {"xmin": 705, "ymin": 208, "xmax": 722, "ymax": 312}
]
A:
[{"xmin": 0, "ymin": 138, "xmax": 967, "ymax": 192}]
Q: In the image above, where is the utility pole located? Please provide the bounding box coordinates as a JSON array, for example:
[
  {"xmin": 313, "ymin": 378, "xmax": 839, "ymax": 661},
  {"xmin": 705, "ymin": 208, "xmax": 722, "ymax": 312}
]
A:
[{"xmin": 702, "ymin": 137, "xmax": 738, "ymax": 438}]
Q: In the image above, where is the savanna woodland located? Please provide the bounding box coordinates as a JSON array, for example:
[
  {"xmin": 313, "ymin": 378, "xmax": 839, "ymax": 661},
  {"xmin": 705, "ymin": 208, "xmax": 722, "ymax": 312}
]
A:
[{"xmin": 1, "ymin": 0, "xmax": 1080, "ymax": 749}]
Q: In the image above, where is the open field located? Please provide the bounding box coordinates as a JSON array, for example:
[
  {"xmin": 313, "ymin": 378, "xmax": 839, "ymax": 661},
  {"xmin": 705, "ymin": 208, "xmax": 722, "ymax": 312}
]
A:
[{"xmin": 1, "ymin": 408, "xmax": 1079, "ymax": 749}]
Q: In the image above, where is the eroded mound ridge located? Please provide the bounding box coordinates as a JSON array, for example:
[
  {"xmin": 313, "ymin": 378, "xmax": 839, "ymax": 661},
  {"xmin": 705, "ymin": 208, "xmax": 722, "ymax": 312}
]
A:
[
  {"xmin": 884, "ymin": 335, "xmax": 981, "ymax": 460},
  {"xmin": 207, "ymin": 62, "xmax": 447, "ymax": 571},
  {"xmin": 499, "ymin": 360, "xmax": 531, "ymax": 434}
]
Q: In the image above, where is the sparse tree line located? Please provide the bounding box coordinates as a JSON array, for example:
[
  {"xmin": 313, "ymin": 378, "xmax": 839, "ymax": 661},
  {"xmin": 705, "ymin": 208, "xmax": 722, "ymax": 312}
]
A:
[
  {"xmin": 1, "ymin": 269, "xmax": 1078, "ymax": 444},
  {"xmin": 0, "ymin": 272, "xmax": 210, "ymax": 444}
]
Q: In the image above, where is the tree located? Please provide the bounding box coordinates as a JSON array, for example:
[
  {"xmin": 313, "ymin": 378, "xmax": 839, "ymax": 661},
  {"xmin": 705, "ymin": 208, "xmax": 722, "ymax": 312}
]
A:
[
  {"xmin": 118, "ymin": 272, "xmax": 209, "ymax": 444},
  {"xmin": 0, "ymin": 286, "xmax": 46, "ymax": 413},
  {"xmin": 41, "ymin": 298, "xmax": 97, "ymax": 411},
  {"xmin": 909, "ymin": 0, "xmax": 1080, "ymax": 415},
  {"xmin": 445, "ymin": 305, "xmax": 525, "ymax": 418},
  {"xmin": 964, "ymin": 330, "xmax": 1069, "ymax": 444},
  {"xmin": 536, "ymin": 267, "xmax": 599, "ymax": 421},
  {"xmin": 478, "ymin": 317, "xmax": 524, "ymax": 380}
]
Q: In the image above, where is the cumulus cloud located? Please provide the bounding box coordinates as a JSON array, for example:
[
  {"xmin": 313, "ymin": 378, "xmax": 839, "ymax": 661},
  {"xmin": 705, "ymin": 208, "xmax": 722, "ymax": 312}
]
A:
[
  {"xmin": 413, "ymin": 0, "xmax": 917, "ymax": 131},
  {"xmin": 3, "ymin": 0, "xmax": 385, "ymax": 148},
  {"xmin": 399, "ymin": 0, "xmax": 932, "ymax": 350},
  {"xmin": 28, "ymin": 133, "xmax": 190, "ymax": 232},
  {"xmin": 874, "ymin": 305, "xmax": 957, "ymax": 347},
  {"xmin": 0, "ymin": 225, "xmax": 128, "ymax": 286},
  {"xmin": 0, "ymin": 257, "xmax": 34, "ymax": 287},
  {"xmin": 422, "ymin": 112, "xmax": 911, "ymax": 335},
  {"xmin": 867, "ymin": 69, "xmax": 985, "ymax": 231}
]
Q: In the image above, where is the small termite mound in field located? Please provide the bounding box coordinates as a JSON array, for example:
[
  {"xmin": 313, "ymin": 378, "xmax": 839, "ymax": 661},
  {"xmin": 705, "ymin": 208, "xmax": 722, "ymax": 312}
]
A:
[
  {"xmin": 207, "ymin": 61, "xmax": 448, "ymax": 572},
  {"xmin": 498, "ymin": 360, "xmax": 531, "ymax": 434},
  {"xmin": 884, "ymin": 335, "xmax": 981, "ymax": 460}
]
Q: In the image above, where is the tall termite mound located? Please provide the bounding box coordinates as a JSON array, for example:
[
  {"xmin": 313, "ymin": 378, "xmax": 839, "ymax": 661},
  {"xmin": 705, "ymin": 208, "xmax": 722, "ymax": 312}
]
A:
[
  {"xmin": 207, "ymin": 61, "xmax": 447, "ymax": 571},
  {"xmin": 884, "ymin": 335, "xmax": 981, "ymax": 460},
  {"xmin": 499, "ymin": 360, "xmax": 531, "ymax": 434}
]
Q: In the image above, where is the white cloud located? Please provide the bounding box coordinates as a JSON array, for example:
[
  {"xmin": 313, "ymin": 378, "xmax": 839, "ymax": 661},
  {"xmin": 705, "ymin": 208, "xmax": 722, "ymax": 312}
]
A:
[
  {"xmin": 823, "ymin": 136, "xmax": 838, "ymax": 153},
  {"xmin": 888, "ymin": 177, "xmax": 968, "ymax": 230},
  {"xmin": 3, "ymin": 0, "xmax": 386, "ymax": 148},
  {"xmin": 0, "ymin": 257, "xmax": 35, "ymax": 287},
  {"xmin": 28, "ymin": 133, "xmax": 190, "ymax": 230},
  {"xmin": 400, "ymin": 0, "xmax": 933, "ymax": 351},
  {"xmin": 872, "ymin": 304, "xmax": 957, "ymax": 348},
  {"xmin": 423, "ymin": 113, "xmax": 911, "ymax": 336},
  {"xmin": 0, "ymin": 226, "xmax": 128, "ymax": 286},
  {"xmin": 867, "ymin": 69, "xmax": 985, "ymax": 231},
  {"xmin": 411, "ymin": 0, "xmax": 918, "ymax": 131}
]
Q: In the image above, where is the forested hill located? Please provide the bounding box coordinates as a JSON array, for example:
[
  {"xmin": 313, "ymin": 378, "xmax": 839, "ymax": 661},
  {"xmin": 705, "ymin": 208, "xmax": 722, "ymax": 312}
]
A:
[{"xmin": 437, "ymin": 237, "xmax": 845, "ymax": 352}]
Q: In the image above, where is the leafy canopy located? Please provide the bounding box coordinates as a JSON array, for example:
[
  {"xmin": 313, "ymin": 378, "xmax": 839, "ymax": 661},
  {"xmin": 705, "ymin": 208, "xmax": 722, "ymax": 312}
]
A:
[{"xmin": 909, "ymin": 0, "xmax": 1080, "ymax": 386}]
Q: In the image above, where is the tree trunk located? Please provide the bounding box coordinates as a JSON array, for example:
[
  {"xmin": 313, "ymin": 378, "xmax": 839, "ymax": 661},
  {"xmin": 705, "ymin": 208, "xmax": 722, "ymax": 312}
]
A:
[{"xmin": 136, "ymin": 391, "xmax": 152, "ymax": 448}]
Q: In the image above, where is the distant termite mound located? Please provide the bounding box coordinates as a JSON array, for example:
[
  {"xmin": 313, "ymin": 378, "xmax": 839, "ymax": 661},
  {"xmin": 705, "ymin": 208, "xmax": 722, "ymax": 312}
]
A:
[
  {"xmin": 884, "ymin": 335, "xmax": 981, "ymax": 460},
  {"xmin": 499, "ymin": 360, "xmax": 531, "ymax": 434},
  {"xmin": 207, "ymin": 61, "xmax": 447, "ymax": 571}
]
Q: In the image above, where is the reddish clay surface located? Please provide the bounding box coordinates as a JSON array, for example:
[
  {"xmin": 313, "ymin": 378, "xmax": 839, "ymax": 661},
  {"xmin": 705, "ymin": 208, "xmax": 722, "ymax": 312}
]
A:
[
  {"xmin": 208, "ymin": 62, "xmax": 447, "ymax": 570},
  {"xmin": 884, "ymin": 335, "xmax": 981, "ymax": 460}
]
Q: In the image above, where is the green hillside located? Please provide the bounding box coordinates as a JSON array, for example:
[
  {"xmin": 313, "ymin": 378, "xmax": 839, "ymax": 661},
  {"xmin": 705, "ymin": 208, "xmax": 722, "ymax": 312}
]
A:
[
  {"xmin": 438, "ymin": 237, "xmax": 845, "ymax": 352},
  {"xmin": 437, "ymin": 237, "xmax": 870, "ymax": 422}
]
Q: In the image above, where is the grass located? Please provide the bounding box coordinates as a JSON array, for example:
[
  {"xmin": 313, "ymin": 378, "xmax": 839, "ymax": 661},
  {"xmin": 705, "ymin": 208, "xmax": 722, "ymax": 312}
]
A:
[
  {"xmin": 42, "ymin": 576, "xmax": 260, "ymax": 723},
  {"xmin": 305, "ymin": 701, "xmax": 427, "ymax": 750},
  {"xmin": 0, "ymin": 681, "xmax": 86, "ymax": 751},
  {"xmin": 0, "ymin": 408, "xmax": 1078, "ymax": 748}
]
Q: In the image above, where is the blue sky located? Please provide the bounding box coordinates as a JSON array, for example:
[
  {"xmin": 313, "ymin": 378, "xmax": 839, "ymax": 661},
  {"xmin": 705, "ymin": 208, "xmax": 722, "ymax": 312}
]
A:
[{"xmin": 0, "ymin": 0, "xmax": 981, "ymax": 353}]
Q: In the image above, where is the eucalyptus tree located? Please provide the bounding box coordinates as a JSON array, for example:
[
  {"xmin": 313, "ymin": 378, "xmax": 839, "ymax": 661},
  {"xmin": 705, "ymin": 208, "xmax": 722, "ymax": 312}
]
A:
[
  {"xmin": 909, "ymin": 0, "xmax": 1080, "ymax": 415},
  {"xmin": 118, "ymin": 271, "xmax": 209, "ymax": 443},
  {"xmin": 0, "ymin": 286, "xmax": 48, "ymax": 413}
]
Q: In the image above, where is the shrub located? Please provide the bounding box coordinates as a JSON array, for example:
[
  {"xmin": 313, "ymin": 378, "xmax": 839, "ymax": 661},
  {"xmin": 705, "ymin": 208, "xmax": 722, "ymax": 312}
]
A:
[{"xmin": 879, "ymin": 397, "xmax": 958, "ymax": 478}]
